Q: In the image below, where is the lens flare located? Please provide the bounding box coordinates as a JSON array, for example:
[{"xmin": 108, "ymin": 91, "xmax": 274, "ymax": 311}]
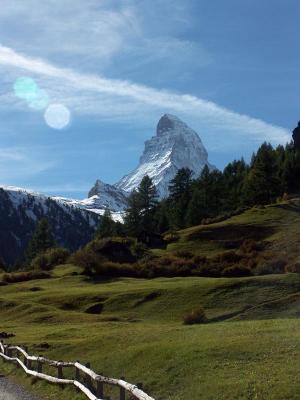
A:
[
  {"xmin": 44, "ymin": 104, "xmax": 71, "ymax": 129},
  {"xmin": 14, "ymin": 77, "xmax": 38, "ymax": 101},
  {"xmin": 29, "ymin": 88, "xmax": 49, "ymax": 110}
]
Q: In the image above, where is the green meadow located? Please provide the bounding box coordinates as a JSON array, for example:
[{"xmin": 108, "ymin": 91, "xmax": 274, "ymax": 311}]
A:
[
  {"xmin": 1, "ymin": 270, "xmax": 300, "ymax": 399},
  {"xmin": 1, "ymin": 202, "xmax": 300, "ymax": 399}
]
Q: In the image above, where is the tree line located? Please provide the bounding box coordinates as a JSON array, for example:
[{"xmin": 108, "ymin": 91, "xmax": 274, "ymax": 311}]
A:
[
  {"xmin": 13, "ymin": 140, "xmax": 300, "ymax": 271},
  {"xmin": 98, "ymin": 141, "xmax": 300, "ymax": 241}
]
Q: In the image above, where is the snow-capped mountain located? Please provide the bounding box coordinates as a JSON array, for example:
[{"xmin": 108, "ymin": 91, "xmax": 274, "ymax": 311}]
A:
[
  {"xmin": 0, "ymin": 186, "xmax": 100, "ymax": 265},
  {"xmin": 116, "ymin": 114, "xmax": 214, "ymax": 198},
  {"xmin": 86, "ymin": 179, "xmax": 128, "ymax": 212},
  {"xmin": 53, "ymin": 194, "xmax": 124, "ymax": 222}
]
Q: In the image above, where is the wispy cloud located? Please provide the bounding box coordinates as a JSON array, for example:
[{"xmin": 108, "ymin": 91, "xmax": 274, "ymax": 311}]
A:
[
  {"xmin": 0, "ymin": 146, "xmax": 56, "ymax": 181},
  {"xmin": 0, "ymin": 44, "xmax": 290, "ymax": 145}
]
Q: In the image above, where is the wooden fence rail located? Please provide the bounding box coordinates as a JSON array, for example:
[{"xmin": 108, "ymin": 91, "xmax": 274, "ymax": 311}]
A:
[{"xmin": 0, "ymin": 341, "xmax": 155, "ymax": 400}]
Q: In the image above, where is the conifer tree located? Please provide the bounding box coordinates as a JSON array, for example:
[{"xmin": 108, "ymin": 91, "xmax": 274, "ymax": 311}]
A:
[
  {"xmin": 124, "ymin": 176, "xmax": 158, "ymax": 241},
  {"xmin": 26, "ymin": 218, "xmax": 55, "ymax": 262},
  {"xmin": 96, "ymin": 209, "xmax": 115, "ymax": 238},
  {"xmin": 168, "ymin": 168, "xmax": 193, "ymax": 228},
  {"xmin": 124, "ymin": 190, "xmax": 141, "ymax": 237},
  {"xmin": 222, "ymin": 159, "xmax": 248, "ymax": 210},
  {"xmin": 242, "ymin": 142, "xmax": 281, "ymax": 205}
]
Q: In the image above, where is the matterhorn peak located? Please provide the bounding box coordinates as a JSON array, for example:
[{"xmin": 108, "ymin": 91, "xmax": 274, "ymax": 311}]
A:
[
  {"xmin": 156, "ymin": 114, "xmax": 184, "ymax": 136},
  {"xmin": 116, "ymin": 114, "xmax": 215, "ymax": 198}
]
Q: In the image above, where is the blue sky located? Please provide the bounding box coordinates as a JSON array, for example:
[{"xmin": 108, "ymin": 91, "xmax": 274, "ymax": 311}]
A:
[{"xmin": 0, "ymin": 0, "xmax": 298, "ymax": 198}]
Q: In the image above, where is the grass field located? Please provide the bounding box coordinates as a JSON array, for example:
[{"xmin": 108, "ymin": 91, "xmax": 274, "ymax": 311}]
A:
[
  {"xmin": 161, "ymin": 201, "xmax": 300, "ymax": 262},
  {"xmin": 1, "ymin": 268, "xmax": 300, "ymax": 400},
  {"xmin": 1, "ymin": 202, "xmax": 300, "ymax": 399}
]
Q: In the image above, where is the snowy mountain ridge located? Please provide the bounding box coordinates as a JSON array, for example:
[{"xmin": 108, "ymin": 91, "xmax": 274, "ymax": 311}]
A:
[
  {"xmin": 1, "ymin": 115, "xmax": 213, "ymax": 220},
  {"xmin": 0, "ymin": 185, "xmax": 100, "ymax": 265}
]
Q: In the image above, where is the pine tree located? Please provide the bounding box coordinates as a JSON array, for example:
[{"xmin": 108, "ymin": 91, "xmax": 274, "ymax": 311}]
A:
[
  {"xmin": 242, "ymin": 143, "xmax": 281, "ymax": 205},
  {"xmin": 96, "ymin": 209, "xmax": 115, "ymax": 239},
  {"xmin": 282, "ymin": 144, "xmax": 300, "ymax": 193},
  {"xmin": 124, "ymin": 190, "xmax": 143, "ymax": 238},
  {"xmin": 124, "ymin": 176, "xmax": 158, "ymax": 241},
  {"xmin": 168, "ymin": 168, "xmax": 193, "ymax": 228},
  {"xmin": 26, "ymin": 218, "xmax": 55, "ymax": 262},
  {"xmin": 222, "ymin": 159, "xmax": 248, "ymax": 210},
  {"xmin": 186, "ymin": 188, "xmax": 207, "ymax": 226},
  {"xmin": 138, "ymin": 175, "xmax": 158, "ymax": 214}
]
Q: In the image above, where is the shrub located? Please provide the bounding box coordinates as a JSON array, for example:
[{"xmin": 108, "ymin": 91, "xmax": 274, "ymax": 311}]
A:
[
  {"xmin": 163, "ymin": 232, "xmax": 179, "ymax": 243},
  {"xmin": 87, "ymin": 237, "xmax": 136, "ymax": 263},
  {"xmin": 31, "ymin": 247, "xmax": 70, "ymax": 271},
  {"xmin": 222, "ymin": 265, "xmax": 252, "ymax": 277},
  {"xmin": 254, "ymin": 255, "xmax": 288, "ymax": 275},
  {"xmin": 193, "ymin": 255, "xmax": 208, "ymax": 265},
  {"xmin": 91, "ymin": 261, "xmax": 138, "ymax": 278},
  {"xmin": 31, "ymin": 253, "xmax": 48, "ymax": 271},
  {"xmin": 183, "ymin": 307, "xmax": 207, "ymax": 325},
  {"xmin": 174, "ymin": 250, "xmax": 193, "ymax": 259},
  {"xmin": 46, "ymin": 247, "xmax": 70, "ymax": 266},
  {"xmin": 2, "ymin": 271, "xmax": 51, "ymax": 284},
  {"xmin": 70, "ymin": 247, "xmax": 103, "ymax": 275},
  {"xmin": 213, "ymin": 251, "xmax": 243, "ymax": 264},
  {"xmin": 130, "ymin": 241, "xmax": 149, "ymax": 259},
  {"xmin": 285, "ymin": 259, "xmax": 300, "ymax": 273}
]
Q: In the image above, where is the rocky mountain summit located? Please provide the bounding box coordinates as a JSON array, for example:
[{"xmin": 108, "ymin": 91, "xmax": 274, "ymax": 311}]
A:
[
  {"xmin": 115, "ymin": 114, "xmax": 214, "ymax": 198},
  {"xmin": 87, "ymin": 114, "xmax": 214, "ymax": 209}
]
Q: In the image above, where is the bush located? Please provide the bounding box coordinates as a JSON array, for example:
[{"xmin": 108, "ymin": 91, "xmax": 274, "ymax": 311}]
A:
[
  {"xmin": 183, "ymin": 307, "xmax": 207, "ymax": 325},
  {"xmin": 163, "ymin": 232, "xmax": 179, "ymax": 243},
  {"xmin": 31, "ymin": 247, "xmax": 70, "ymax": 271},
  {"xmin": 2, "ymin": 271, "xmax": 51, "ymax": 284},
  {"xmin": 285, "ymin": 259, "xmax": 300, "ymax": 273},
  {"xmin": 130, "ymin": 241, "xmax": 149, "ymax": 259},
  {"xmin": 222, "ymin": 265, "xmax": 252, "ymax": 277},
  {"xmin": 70, "ymin": 247, "xmax": 103, "ymax": 275},
  {"xmin": 46, "ymin": 247, "xmax": 70, "ymax": 266},
  {"xmin": 174, "ymin": 250, "xmax": 193, "ymax": 259},
  {"xmin": 31, "ymin": 253, "xmax": 48, "ymax": 271},
  {"xmin": 87, "ymin": 237, "xmax": 137, "ymax": 263},
  {"xmin": 213, "ymin": 251, "xmax": 243, "ymax": 265},
  {"xmin": 193, "ymin": 255, "xmax": 208, "ymax": 266},
  {"xmin": 91, "ymin": 261, "xmax": 138, "ymax": 278},
  {"xmin": 254, "ymin": 254, "xmax": 288, "ymax": 275}
]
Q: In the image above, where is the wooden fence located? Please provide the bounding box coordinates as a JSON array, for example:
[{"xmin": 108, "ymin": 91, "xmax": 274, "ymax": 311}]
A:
[{"xmin": 0, "ymin": 341, "xmax": 155, "ymax": 400}]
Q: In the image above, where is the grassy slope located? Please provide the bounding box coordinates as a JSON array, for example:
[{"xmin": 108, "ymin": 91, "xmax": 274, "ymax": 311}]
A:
[
  {"xmin": 1, "ymin": 201, "xmax": 300, "ymax": 399},
  {"xmin": 161, "ymin": 200, "xmax": 300, "ymax": 262},
  {"xmin": 1, "ymin": 268, "xmax": 300, "ymax": 400}
]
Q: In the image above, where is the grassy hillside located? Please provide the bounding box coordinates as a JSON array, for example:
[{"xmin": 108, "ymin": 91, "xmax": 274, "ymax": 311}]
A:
[
  {"xmin": 1, "ymin": 266, "xmax": 300, "ymax": 400},
  {"xmin": 1, "ymin": 201, "xmax": 300, "ymax": 399},
  {"xmin": 159, "ymin": 199, "xmax": 300, "ymax": 267}
]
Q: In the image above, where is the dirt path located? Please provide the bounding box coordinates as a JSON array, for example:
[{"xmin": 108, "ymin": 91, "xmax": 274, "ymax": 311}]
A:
[{"xmin": 0, "ymin": 376, "xmax": 39, "ymax": 400}]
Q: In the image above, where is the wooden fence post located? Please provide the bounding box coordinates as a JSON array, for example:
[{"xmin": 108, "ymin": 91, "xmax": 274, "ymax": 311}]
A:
[
  {"xmin": 57, "ymin": 361, "xmax": 63, "ymax": 379},
  {"xmin": 120, "ymin": 376, "xmax": 126, "ymax": 400},
  {"xmin": 37, "ymin": 356, "xmax": 42, "ymax": 373},
  {"xmin": 75, "ymin": 361, "xmax": 80, "ymax": 381},
  {"xmin": 85, "ymin": 362, "xmax": 92, "ymax": 391},
  {"xmin": 96, "ymin": 374, "xmax": 104, "ymax": 398},
  {"xmin": 23, "ymin": 346, "xmax": 28, "ymax": 367}
]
